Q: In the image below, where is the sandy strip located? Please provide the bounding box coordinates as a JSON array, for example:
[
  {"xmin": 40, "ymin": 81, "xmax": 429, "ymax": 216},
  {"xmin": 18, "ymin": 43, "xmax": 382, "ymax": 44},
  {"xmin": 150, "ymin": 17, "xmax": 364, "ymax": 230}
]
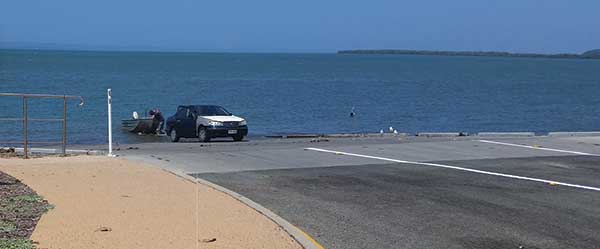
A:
[{"xmin": 0, "ymin": 156, "xmax": 301, "ymax": 249}]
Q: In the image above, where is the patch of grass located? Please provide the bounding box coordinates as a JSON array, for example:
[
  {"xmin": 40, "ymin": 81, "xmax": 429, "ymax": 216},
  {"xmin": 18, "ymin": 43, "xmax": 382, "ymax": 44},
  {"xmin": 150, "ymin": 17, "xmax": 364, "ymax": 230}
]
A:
[
  {"xmin": 0, "ymin": 200, "xmax": 29, "ymax": 214},
  {"xmin": 0, "ymin": 201, "xmax": 19, "ymax": 213},
  {"xmin": 0, "ymin": 194, "xmax": 50, "ymax": 214},
  {"xmin": 0, "ymin": 239, "xmax": 35, "ymax": 249},
  {"xmin": 0, "ymin": 220, "xmax": 16, "ymax": 233},
  {"xmin": 1, "ymin": 172, "xmax": 51, "ymax": 249},
  {"xmin": 45, "ymin": 203, "xmax": 55, "ymax": 212},
  {"xmin": 11, "ymin": 195, "xmax": 43, "ymax": 203}
]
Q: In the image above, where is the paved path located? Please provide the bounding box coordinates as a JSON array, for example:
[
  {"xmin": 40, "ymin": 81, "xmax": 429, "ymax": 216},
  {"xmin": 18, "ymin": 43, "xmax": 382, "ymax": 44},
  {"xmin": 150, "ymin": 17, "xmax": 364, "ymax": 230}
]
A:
[{"xmin": 118, "ymin": 135, "xmax": 600, "ymax": 249}]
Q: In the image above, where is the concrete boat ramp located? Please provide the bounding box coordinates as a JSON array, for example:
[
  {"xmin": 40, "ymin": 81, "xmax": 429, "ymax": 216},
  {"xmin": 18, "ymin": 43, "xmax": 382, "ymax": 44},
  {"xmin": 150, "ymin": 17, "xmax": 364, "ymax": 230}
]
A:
[{"xmin": 115, "ymin": 134, "xmax": 600, "ymax": 249}]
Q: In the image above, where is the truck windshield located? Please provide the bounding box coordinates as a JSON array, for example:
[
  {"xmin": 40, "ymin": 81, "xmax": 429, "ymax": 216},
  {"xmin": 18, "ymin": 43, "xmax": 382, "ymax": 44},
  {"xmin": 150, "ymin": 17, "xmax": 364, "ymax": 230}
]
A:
[{"xmin": 194, "ymin": 106, "xmax": 231, "ymax": 116}]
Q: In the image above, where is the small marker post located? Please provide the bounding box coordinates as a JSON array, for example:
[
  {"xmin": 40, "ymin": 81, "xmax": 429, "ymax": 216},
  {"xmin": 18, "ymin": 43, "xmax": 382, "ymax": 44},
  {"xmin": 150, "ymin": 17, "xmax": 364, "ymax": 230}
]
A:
[{"xmin": 107, "ymin": 88, "xmax": 115, "ymax": 157}]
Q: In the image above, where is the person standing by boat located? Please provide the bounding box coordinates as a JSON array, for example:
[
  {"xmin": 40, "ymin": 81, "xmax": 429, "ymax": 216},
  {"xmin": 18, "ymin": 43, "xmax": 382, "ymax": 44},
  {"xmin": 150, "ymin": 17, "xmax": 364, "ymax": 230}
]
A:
[{"xmin": 149, "ymin": 109, "xmax": 165, "ymax": 134}]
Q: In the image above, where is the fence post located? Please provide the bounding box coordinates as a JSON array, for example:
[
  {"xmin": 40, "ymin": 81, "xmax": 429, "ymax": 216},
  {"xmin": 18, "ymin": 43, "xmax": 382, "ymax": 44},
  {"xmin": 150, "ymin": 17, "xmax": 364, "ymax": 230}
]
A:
[
  {"xmin": 23, "ymin": 96, "xmax": 28, "ymax": 159},
  {"xmin": 62, "ymin": 96, "xmax": 67, "ymax": 156},
  {"xmin": 107, "ymin": 89, "xmax": 114, "ymax": 157}
]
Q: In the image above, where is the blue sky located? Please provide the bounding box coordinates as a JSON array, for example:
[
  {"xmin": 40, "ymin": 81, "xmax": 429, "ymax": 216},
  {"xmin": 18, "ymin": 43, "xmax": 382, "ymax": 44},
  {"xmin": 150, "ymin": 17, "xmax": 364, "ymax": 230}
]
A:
[{"xmin": 1, "ymin": 0, "xmax": 598, "ymax": 53}]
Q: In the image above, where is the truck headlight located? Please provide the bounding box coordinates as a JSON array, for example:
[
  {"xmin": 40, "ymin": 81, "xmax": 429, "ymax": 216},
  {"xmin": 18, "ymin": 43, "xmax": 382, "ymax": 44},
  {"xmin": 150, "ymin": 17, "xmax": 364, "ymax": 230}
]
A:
[
  {"xmin": 239, "ymin": 120, "xmax": 247, "ymax": 126},
  {"xmin": 208, "ymin": 121, "xmax": 223, "ymax": 126}
]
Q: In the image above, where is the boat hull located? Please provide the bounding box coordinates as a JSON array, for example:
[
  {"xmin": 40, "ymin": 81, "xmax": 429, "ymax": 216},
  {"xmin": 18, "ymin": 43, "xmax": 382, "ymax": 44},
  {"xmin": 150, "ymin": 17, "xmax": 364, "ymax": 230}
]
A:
[{"xmin": 121, "ymin": 118, "xmax": 158, "ymax": 134}]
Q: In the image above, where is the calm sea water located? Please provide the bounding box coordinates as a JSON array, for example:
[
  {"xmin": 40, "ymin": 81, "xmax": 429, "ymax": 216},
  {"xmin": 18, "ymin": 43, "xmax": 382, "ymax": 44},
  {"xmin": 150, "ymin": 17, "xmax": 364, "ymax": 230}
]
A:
[{"xmin": 1, "ymin": 49, "xmax": 600, "ymax": 145}]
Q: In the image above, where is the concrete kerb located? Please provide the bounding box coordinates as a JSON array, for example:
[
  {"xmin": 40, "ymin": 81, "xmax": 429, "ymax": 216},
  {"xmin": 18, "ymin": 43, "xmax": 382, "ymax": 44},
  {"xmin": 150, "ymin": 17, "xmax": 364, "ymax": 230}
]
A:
[
  {"xmin": 195, "ymin": 176, "xmax": 325, "ymax": 249},
  {"xmin": 548, "ymin": 132, "xmax": 600, "ymax": 137},
  {"xmin": 263, "ymin": 131, "xmax": 600, "ymax": 140},
  {"xmin": 141, "ymin": 162, "xmax": 323, "ymax": 249},
  {"xmin": 324, "ymin": 133, "xmax": 408, "ymax": 138},
  {"xmin": 265, "ymin": 133, "xmax": 409, "ymax": 139},
  {"xmin": 1, "ymin": 147, "xmax": 105, "ymax": 156},
  {"xmin": 476, "ymin": 132, "xmax": 535, "ymax": 137},
  {"xmin": 416, "ymin": 132, "xmax": 463, "ymax": 137}
]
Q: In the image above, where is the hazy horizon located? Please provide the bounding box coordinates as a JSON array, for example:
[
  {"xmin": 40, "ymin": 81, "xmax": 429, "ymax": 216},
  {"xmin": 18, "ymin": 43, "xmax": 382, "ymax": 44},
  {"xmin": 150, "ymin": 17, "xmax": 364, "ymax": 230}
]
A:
[
  {"xmin": 1, "ymin": 0, "xmax": 599, "ymax": 53},
  {"xmin": 2, "ymin": 42, "xmax": 598, "ymax": 55}
]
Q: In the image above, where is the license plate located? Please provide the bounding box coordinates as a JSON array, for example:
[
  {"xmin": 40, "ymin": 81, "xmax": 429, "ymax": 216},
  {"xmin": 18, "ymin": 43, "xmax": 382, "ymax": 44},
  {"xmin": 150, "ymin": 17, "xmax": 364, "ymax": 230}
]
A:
[{"xmin": 228, "ymin": 130, "xmax": 237, "ymax": 134}]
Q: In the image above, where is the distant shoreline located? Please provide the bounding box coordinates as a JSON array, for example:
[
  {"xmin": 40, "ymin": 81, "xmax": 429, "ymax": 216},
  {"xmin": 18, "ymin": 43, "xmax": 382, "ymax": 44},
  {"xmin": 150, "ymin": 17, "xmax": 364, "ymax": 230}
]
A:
[{"xmin": 338, "ymin": 49, "xmax": 600, "ymax": 59}]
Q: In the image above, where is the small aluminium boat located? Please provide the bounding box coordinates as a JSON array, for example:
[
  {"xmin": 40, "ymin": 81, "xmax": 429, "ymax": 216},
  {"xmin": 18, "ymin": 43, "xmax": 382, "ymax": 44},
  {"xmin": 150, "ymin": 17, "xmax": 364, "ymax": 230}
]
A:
[{"xmin": 121, "ymin": 112, "xmax": 160, "ymax": 134}]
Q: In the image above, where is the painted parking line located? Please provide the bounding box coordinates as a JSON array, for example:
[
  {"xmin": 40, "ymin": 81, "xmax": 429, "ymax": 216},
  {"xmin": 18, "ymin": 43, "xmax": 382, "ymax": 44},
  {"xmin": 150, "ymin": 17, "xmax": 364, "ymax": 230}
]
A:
[
  {"xmin": 478, "ymin": 140, "xmax": 599, "ymax": 156},
  {"xmin": 305, "ymin": 147, "xmax": 600, "ymax": 192}
]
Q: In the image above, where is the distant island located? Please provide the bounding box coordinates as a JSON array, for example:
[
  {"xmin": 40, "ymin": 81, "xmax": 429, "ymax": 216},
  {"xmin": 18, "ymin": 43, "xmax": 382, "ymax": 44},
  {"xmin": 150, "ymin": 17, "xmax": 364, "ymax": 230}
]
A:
[{"xmin": 338, "ymin": 49, "xmax": 600, "ymax": 59}]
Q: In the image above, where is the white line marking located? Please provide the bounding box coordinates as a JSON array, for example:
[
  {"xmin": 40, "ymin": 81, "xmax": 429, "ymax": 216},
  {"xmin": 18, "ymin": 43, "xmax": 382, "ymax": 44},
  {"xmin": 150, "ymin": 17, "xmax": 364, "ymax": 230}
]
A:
[
  {"xmin": 305, "ymin": 147, "xmax": 600, "ymax": 192},
  {"xmin": 478, "ymin": 140, "xmax": 598, "ymax": 156}
]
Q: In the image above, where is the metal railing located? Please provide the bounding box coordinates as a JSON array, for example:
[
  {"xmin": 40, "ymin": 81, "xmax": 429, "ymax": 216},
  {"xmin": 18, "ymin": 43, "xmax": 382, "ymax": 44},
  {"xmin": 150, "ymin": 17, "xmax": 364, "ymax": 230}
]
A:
[{"xmin": 0, "ymin": 93, "xmax": 84, "ymax": 158}]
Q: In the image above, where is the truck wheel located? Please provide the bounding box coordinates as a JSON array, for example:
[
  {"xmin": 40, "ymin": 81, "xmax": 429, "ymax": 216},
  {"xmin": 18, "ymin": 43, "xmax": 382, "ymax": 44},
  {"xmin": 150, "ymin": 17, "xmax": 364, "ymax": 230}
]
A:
[
  {"xmin": 233, "ymin": 135, "xmax": 244, "ymax": 142},
  {"xmin": 169, "ymin": 129, "xmax": 179, "ymax": 142},
  {"xmin": 198, "ymin": 127, "xmax": 210, "ymax": 142}
]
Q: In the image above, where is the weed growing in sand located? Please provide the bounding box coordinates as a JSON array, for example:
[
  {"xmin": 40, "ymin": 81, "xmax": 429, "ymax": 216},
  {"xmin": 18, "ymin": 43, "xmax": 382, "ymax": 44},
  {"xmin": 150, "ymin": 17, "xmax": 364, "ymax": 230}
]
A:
[
  {"xmin": 0, "ymin": 194, "xmax": 50, "ymax": 214},
  {"xmin": 0, "ymin": 221, "xmax": 16, "ymax": 233},
  {"xmin": 0, "ymin": 239, "xmax": 35, "ymax": 249},
  {"xmin": 11, "ymin": 195, "xmax": 43, "ymax": 203}
]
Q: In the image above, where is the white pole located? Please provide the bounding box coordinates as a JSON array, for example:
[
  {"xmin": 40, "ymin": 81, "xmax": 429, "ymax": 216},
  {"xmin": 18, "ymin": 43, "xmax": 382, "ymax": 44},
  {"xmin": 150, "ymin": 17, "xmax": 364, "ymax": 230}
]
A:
[{"xmin": 107, "ymin": 88, "xmax": 114, "ymax": 157}]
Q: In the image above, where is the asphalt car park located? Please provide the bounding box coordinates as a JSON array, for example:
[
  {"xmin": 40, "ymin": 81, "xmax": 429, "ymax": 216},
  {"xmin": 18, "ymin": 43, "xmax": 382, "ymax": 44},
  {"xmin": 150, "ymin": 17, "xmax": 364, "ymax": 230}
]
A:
[{"xmin": 118, "ymin": 135, "xmax": 600, "ymax": 249}]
